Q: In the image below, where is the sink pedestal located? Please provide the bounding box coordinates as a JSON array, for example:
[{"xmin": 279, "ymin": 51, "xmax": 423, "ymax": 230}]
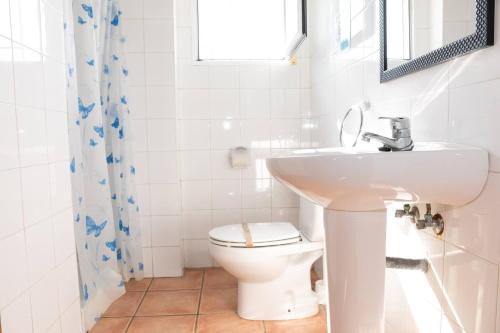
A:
[{"xmin": 324, "ymin": 210, "xmax": 387, "ymax": 333}]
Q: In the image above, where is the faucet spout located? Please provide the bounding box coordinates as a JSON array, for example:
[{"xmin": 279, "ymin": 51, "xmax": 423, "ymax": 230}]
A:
[{"xmin": 361, "ymin": 132, "xmax": 414, "ymax": 151}]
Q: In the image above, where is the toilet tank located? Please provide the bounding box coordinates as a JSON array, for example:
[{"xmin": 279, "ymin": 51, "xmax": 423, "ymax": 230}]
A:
[{"xmin": 299, "ymin": 197, "xmax": 324, "ymax": 241}]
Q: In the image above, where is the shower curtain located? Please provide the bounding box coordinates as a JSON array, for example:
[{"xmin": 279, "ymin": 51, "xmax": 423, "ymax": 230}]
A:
[{"xmin": 63, "ymin": 0, "xmax": 144, "ymax": 329}]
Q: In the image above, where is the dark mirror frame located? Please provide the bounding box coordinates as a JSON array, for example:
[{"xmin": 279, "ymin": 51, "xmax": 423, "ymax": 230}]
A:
[{"xmin": 380, "ymin": 0, "xmax": 495, "ymax": 82}]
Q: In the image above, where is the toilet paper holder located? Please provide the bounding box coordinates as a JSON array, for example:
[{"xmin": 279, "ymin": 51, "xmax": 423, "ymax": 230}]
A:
[{"xmin": 230, "ymin": 146, "xmax": 250, "ymax": 169}]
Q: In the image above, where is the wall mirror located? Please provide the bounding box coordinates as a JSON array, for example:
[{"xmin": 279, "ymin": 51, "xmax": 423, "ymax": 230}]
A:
[{"xmin": 380, "ymin": 0, "xmax": 495, "ymax": 82}]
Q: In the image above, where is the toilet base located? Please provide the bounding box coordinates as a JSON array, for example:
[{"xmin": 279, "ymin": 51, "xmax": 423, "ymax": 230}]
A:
[{"xmin": 236, "ymin": 249, "xmax": 323, "ymax": 321}]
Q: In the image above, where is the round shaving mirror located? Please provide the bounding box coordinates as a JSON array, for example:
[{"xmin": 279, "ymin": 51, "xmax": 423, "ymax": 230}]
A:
[{"xmin": 339, "ymin": 102, "xmax": 369, "ymax": 147}]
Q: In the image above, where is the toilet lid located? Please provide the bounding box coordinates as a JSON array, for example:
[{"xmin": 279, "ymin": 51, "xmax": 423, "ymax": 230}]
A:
[{"xmin": 209, "ymin": 222, "xmax": 301, "ymax": 248}]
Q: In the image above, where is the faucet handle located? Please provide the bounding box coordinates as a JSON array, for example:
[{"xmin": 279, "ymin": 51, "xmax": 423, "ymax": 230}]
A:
[{"xmin": 378, "ymin": 117, "xmax": 410, "ymax": 130}]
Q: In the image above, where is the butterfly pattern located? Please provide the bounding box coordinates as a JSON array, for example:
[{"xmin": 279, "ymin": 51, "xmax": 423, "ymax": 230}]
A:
[{"xmin": 63, "ymin": 0, "xmax": 144, "ymax": 330}]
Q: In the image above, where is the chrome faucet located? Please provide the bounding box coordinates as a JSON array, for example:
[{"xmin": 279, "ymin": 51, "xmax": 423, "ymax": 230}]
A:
[{"xmin": 361, "ymin": 117, "xmax": 414, "ymax": 151}]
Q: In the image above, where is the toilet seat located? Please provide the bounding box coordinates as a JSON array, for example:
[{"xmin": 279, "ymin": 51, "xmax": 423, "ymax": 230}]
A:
[{"xmin": 209, "ymin": 222, "xmax": 302, "ymax": 248}]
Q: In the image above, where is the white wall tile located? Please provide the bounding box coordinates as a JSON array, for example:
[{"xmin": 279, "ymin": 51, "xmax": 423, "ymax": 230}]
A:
[
  {"xmin": 242, "ymin": 179, "xmax": 271, "ymax": 209},
  {"xmin": 60, "ymin": 300, "xmax": 84, "ymax": 333},
  {"xmin": 146, "ymin": 85, "xmax": 176, "ymax": 119},
  {"xmin": 144, "ymin": 0, "xmax": 173, "ymax": 19},
  {"xmin": 25, "ymin": 218, "xmax": 55, "ymax": 284},
  {"xmin": 0, "ymin": 292, "xmax": 33, "ymax": 333},
  {"xmin": 129, "ymin": 86, "xmax": 147, "ymax": 119},
  {"xmin": 142, "ymin": 247, "xmax": 153, "ymax": 277},
  {"xmin": 239, "ymin": 89, "xmax": 270, "ymax": 119},
  {"xmin": 449, "ymin": 78, "xmax": 500, "ymax": 172},
  {"xmin": 209, "ymin": 89, "xmax": 239, "ymax": 120},
  {"xmin": 209, "ymin": 65, "xmax": 239, "ymax": 89},
  {"xmin": 140, "ymin": 216, "xmax": 152, "ymax": 247},
  {"xmin": 13, "ymin": 44, "xmax": 45, "ymax": 108},
  {"xmin": 150, "ymin": 183, "xmax": 180, "ymax": 215},
  {"xmin": 144, "ymin": 20, "xmax": 174, "ymax": 53},
  {"xmin": 148, "ymin": 151, "xmax": 178, "ymax": 183},
  {"xmin": 180, "ymin": 119, "xmax": 210, "ymax": 150},
  {"xmin": 177, "ymin": 60, "xmax": 209, "ymax": 89},
  {"xmin": 0, "ymin": 103, "xmax": 19, "ymax": 171},
  {"xmin": 271, "ymin": 119, "xmax": 302, "ymax": 149},
  {"xmin": 211, "ymin": 209, "xmax": 241, "ymax": 228},
  {"xmin": 40, "ymin": 2, "xmax": 64, "ymax": 61},
  {"xmin": 30, "ymin": 271, "xmax": 60, "ymax": 333},
  {"xmin": 56, "ymin": 254, "xmax": 79, "ymax": 313},
  {"xmin": 123, "ymin": 20, "xmax": 144, "ymax": 53},
  {"xmin": 49, "ymin": 162, "xmax": 72, "ymax": 213},
  {"xmin": 151, "ymin": 215, "xmax": 181, "ymax": 246},
  {"xmin": 242, "ymin": 208, "xmax": 271, "ymax": 223},
  {"xmin": 46, "ymin": 111, "xmax": 69, "ymax": 163},
  {"xmin": 121, "ymin": 0, "xmax": 143, "ymax": 19},
  {"xmin": 240, "ymin": 65, "xmax": 269, "ymax": 89},
  {"xmin": 52, "ymin": 209, "xmax": 76, "ymax": 266},
  {"xmin": 0, "ymin": 169, "xmax": 24, "ymax": 239},
  {"xmin": 182, "ymin": 210, "xmax": 211, "ymax": 239},
  {"xmin": 147, "ymin": 119, "xmax": 177, "ymax": 151},
  {"xmin": 182, "ymin": 180, "xmax": 211, "ymax": 210},
  {"xmin": 145, "ymin": 52, "xmax": 175, "ymax": 86},
  {"xmin": 43, "ymin": 57, "xmax": 66, "ymax": 111},
  {"xmin": 270, "ymin": 64, "xmax": 300, "ymax": 89},
  {"xmin": 0, "ymin": 232, "xmax": 29, "ymax": 309},
  {"xmin": 0, "ymin": 37, "xmax": 15, "ymax": 104},
  {"xmin": 152, "ymin": 246, "xmax": 183, "ymax": 277},
  {"xmin": 211, "ymin": 120, "xmax": 240, "ymax": 149},
  {"xmin": 211, "ymin": 179, "xmax": 241, "ymax": 210},
  {"xmin": 17, "ymin": 106, "xmax": 48, "ymax": 167},
  {"xmin": 241, "ymin": 119, "xmax": 271, "ymax": 149},
  {"xmin": 175, "ymin": 27, "xmax": 192, "ymax": 59},
  {"xmin": 127, "ymin": 53, "xmax": 146, "ymax": 86},
  {"xmin": 131, "ymin": 119, "xmax": 148, "ymax": 152},
  {"xmin": 10, "ymin": 0, "xmax": 41, "ymax": 51},
  {"xmin": 134, "ymin": 151, "xmax": 149, "ymax": 184},
  {"xmin": 272, "ymin": 179, "xmax": 299, "ymax": 208},
  {"xmin": 443, "ymin": 243, "xmax": 498, "ymax": 332},
  {"xmin": 21, "ymin": 165, "xmax": 51, "ymax": 227},
  {"xmin": 270, "ymin": 89, "xmax": 301, "ymax": 118},
  {"xmin": 0, "ymin": 1, "xmax": 11, "ymax": 39},
  {"xmin": 241, "ymin": 149, "xmax": 271, "ymax": 179},
  {"xmin": 180, "ymin": 150, "xmax": 211, "ymax": 180},
  {"xmin": 184, "ymin": 240, "xmax": 212, "ymax": 268},
  {"xmin": 136, "ymin": 184, "xmax": 151, "ymax": 215},
  {"xmin": 178, "ymin": 89, "xmax": 210, "ymax": 119},
  {"xmin": 444, "ymin": 173, "xmax": 500, "ymax": 265}
]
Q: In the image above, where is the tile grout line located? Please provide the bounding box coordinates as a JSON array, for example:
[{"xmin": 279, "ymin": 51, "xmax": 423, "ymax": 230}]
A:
[
  {"xmin": 124, "ymin": 278, "xmax": 152, "ymax": 332},
  {"xmin": 194, "ymin": 269, "xmax": 206, "ymax": 332}
]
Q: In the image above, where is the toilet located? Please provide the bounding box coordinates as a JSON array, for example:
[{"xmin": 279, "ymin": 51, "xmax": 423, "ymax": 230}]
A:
[{"xmin": 208, "ymin": 198, "xmax": 324, "ymax": 321}]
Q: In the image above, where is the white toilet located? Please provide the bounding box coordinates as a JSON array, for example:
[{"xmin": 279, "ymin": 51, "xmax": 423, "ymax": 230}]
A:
[{"xmin": 208, "ymin": 198, "xmax": 324, "ymax": 321}]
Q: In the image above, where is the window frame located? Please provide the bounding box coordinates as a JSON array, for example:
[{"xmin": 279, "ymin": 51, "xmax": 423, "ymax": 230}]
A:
[{"xmin": 192, "ymin": 0, "xmax": 307, "ymax": 63}]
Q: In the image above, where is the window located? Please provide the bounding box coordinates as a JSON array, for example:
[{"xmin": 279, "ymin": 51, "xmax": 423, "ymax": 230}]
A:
[{"xmin": 196, "ymin": 0, "xmax": 307, "ymax": 61}]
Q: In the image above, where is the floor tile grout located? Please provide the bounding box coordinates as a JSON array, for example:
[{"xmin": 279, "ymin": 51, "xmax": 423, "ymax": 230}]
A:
[{"xmin": 194, "ymin": 269, "xmax": 206, "ymax": 332}]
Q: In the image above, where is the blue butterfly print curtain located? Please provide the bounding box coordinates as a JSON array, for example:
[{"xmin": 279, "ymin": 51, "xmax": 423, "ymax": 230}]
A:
[{"xmin": 63, "ymin": 0, "xmax": 144, "ymax": 329}]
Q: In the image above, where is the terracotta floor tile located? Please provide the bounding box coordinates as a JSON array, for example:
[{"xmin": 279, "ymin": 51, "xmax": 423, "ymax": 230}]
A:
[
  {"xmin": 89, "ymin": 317, "xmax": 131, "ymax": 333},
  {"xmin": 127, "ymin": 315, "xmax": 196, "ymax": 333},
  {"xmin": 264, "ymin": 306, "xmax": 327, "ymax": 333},
  {"xmin": 102, "ymin": 292, "xmax": 144, "ymax": 317},
  {"xmin": 136, "ymin": 290, "xmax": 200, "ymax": 316},
  {"xmin": 197, "ymin": 313, "xmax": 265, "ymax": 333},
  {"xmin": 126, "ymin": 278, "xmax": 152, "ymax": 292},
  {"xmin": 199, "ymin": 288, "xmax": 237, "ymax": 314},
  {"xmin": 150, "ymin": 270, "xmax": 203, "ymax": 291},
  {"xmin": 203, "ymin": 268, "xmax": 237, "ymax": 289}
]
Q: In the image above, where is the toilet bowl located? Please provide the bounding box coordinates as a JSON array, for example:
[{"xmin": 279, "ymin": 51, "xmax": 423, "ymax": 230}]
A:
[{"xmin": 208, "ymin": 198, "xmax": 325, "ymax": 321}]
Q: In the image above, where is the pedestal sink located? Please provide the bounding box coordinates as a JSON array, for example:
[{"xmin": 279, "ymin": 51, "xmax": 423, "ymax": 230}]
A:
[{"xmin": 266, "ymin": 142, "xmax": 488, "ymax": 333}]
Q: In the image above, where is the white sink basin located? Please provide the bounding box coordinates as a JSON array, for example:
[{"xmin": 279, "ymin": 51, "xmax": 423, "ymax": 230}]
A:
[
  {"xmin": 267, "ymin": 142, "xmax": 488, "ymax": 211},
  {"xmin": 266, "ymin": 142, "xmax": 488, "ymax": 333}
]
